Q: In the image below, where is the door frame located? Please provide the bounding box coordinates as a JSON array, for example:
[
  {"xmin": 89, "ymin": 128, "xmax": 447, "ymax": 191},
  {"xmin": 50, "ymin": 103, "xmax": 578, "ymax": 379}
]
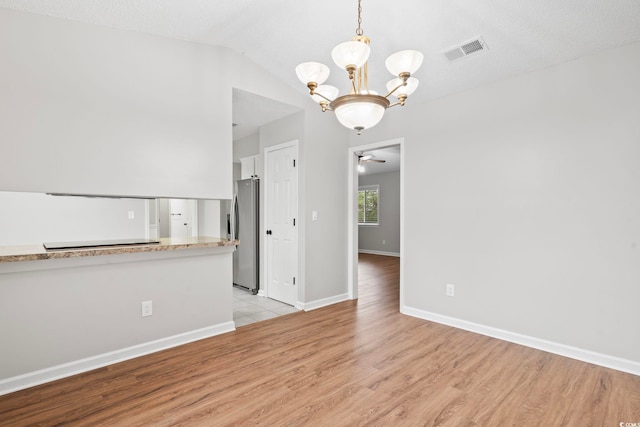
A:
[
  {"xmin": 347, "ymin": 138, "xmax": 405, "ymax": 304},
  {"xmin": 262, "ymin": 140, "xmax": 300, "ymax": 307}
]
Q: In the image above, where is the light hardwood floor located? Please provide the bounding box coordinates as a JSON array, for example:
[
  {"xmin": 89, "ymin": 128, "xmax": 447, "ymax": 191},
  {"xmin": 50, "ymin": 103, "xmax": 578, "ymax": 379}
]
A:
[{"xmin": 1, "ymin": 253, "xmax": 639, "ymax": 425}]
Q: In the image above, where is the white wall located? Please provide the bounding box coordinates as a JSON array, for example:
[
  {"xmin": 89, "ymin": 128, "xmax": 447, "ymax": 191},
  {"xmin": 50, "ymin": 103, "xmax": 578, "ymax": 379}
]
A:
[
  {"xmin": 0, "ymin": 6, "xmax": 356, "ymax": 388},
  {"xmin": 0, "ymin": 7, "xmax": 231, "ymax": 199},
  {"xmin": 351, "ymin": 42, "xmax": 640, "ymax": 365},
  {"xmin": 0, "ymin": 192, "xmax": 146, "ymax": 246},
  {"xmin": 301, "ymin": 113, "xmax": 351, "ymax": 304},
  {"xmin": 0, "ymin": 248, "xmax": 233, "ymax": 386},
  {"xmin": 233, "ymin": 133, "xmax": 260, "ymax": 162},
  {"xmin": 198, "ymin": 199, "xmax": 221, "ymax": 238},
  {"xmin": 358, "ymin": 171, "xmax": 400, "ymax": 255},
  {"xmin": 0, "ymin": 6, "xmax": 353, "ymax": 302},
  {"xmin": 259, "ymin": 110, "xmax": 352, "ymax": 305},
  {"xmin": 0, "ymin": 6, "xmax": 354, "ymax": 390}
]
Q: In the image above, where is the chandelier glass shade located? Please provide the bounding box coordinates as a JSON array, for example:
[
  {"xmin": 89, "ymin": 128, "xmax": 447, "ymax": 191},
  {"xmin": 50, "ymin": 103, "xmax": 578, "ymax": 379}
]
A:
[
  {"xmin": 295, "ymin": 0, "xmax": 423, "ymax": 134},
  {"xmin": 386, "ymin": 77, "xmax": 419, "ymax": 97},
  {"xmin": 332, "ymin": 94, "xmax": 388, "ymax": 131},
  {"xmin": 331, "ymin": 41, "xmax": 371, "ymax": 70}
]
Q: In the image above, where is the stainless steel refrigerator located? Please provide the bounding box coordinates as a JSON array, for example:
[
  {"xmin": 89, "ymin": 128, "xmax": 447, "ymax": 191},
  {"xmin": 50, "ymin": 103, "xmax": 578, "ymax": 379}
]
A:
[{"xmin": 231, "ymin": 177, "xmax": 259, "ymax": 294}]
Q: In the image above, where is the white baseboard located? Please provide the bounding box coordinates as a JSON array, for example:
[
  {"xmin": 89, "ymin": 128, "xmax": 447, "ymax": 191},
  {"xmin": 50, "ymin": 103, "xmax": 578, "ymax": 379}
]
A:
[
  {"xmin": 0, "ymin": 322, "xmax": 236, "ymax": 396},
  {"xmin": 300, "ymin": 293, "xmax": 350, "ymax": 311},
  {"xmin": 358, "ymin": 249, "xmax": 400, "ymax": 257},
  {"xmin": 401, "ymin": 305, "xmax": 640, "ymax": 376}
]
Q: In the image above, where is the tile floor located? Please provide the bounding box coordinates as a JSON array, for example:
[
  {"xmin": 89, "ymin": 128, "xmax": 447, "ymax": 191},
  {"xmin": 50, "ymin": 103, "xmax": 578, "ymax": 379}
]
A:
[{"xmin": 232, "ymin": 286, "xmax": 300, "ymax": 327}]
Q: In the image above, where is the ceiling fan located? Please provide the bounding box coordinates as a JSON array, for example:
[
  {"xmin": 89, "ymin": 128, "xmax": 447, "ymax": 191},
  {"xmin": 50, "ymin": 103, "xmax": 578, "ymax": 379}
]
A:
[
  {"xmin": 357, "ymin": 153, "xmax": 385, "ymax": 173},
  {"xmin": 358, "ymin": 154, "xmax": 386, "ymax": 165}
]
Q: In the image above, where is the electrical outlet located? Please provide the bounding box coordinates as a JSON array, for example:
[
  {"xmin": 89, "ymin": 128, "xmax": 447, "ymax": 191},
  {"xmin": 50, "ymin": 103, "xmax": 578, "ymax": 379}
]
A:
[
  {"xmin": 128, "ymin": 211, "xmax": 135, "ymax": 219},
  {"xmin": 446, "ymin": 284, "xmax": 455, "ymax": 297},
  {"xmin": 141, "ymin": 300, "xmax": 153, "ymax": 317},
  {"xmin": 382, "ymin": 239, "xmax": 386, "ymax": 245}
]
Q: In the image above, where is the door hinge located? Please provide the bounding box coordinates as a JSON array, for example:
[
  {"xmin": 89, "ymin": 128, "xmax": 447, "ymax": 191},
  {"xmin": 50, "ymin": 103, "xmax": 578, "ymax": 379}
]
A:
[
  {"xmin": 293, "ymin": 277, "xmax": 296, "ymax": 285},
  {"xmin": 293, "ymin": 159, "xmax": 296, "ymax": 167},
  {"xmin": 293, "ymin": 218, "xmax": 296, "ymax": 226}
]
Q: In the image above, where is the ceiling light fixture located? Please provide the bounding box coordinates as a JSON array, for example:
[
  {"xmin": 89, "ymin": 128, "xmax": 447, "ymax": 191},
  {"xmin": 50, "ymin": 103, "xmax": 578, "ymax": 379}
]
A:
[{"xmin": 296, "ymin": 0, "xmax": 423, "ymax": 135}]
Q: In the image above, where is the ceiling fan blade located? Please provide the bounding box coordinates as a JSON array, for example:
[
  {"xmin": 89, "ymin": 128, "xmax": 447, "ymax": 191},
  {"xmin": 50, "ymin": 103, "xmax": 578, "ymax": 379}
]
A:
[
  {"xmin": 362, "ymin": 158, "xmax": 386, "ymax": 163},
  {"xmin": 359, "ymin": 155, "xmax": 373, "ymax": 161}
]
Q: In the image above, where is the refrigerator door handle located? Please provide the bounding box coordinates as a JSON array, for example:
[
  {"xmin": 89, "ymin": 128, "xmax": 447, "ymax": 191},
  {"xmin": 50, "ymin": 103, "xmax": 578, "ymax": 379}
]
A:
[
  {"xmin": 229, "ymin": 194, "xmax": 238, "ymax": 240},
  {"xmin": 231, "ymin": 193, "xmax": 239, "ymax": 241}
]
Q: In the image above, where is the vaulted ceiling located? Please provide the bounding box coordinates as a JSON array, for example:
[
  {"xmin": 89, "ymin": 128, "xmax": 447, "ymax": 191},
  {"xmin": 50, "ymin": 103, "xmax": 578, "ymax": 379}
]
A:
[{"xmin": 2, "ymin": 0, "xmax": 640, "ymax": 126}]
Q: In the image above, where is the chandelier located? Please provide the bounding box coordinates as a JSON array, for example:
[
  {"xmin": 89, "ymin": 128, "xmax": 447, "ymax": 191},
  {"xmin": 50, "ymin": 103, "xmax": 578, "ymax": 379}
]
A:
[{"xmin": 295, "ymin": 0, "xmax": 423, "ymax": 134}]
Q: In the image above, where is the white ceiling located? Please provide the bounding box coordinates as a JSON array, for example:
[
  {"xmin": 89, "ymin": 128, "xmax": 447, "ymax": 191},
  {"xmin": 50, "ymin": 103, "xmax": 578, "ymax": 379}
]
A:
[
  {"xmin": 2, "ymin": 0, "xmax": 640, "ymax": 126},
  {"xmin": 358, "ymin": 146, "xmax": 401, "ymax": 176}
]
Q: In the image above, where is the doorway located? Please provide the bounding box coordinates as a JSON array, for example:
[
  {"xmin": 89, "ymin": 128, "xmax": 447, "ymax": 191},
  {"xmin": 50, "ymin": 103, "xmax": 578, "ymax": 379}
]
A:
[
  {"xmin": 348, "ymin": 138, "xmax": 404, "ymax": 304},
  {"xmin": 231, "ymin": 89, "xmax": 303, "ymax": 326},
  {"xmin": 157, "ymin": 199, "xmax": 198, "ymax": 238}
]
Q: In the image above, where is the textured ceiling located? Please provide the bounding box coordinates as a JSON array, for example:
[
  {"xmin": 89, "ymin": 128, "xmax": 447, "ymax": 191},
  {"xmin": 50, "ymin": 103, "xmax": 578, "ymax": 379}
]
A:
[{"xmin": 2, "ymin": 0, "xmax": 640, "ymax": 119}]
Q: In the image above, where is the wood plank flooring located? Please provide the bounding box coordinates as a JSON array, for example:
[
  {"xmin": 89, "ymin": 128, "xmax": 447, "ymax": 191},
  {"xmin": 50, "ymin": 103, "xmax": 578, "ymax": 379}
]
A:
[{"xmin": 1, "ymin": 253, "xmax": 639, "ymax": 426}]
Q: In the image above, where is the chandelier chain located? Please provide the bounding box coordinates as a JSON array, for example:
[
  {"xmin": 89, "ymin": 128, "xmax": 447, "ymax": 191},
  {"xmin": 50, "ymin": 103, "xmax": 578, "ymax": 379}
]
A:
[{"xmin": 356, "ymin": 0, "xmax": 363, "ymax": 36}]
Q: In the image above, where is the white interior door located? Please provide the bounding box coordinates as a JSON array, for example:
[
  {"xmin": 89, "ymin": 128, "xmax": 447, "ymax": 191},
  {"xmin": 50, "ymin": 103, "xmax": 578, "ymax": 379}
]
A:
[
  {"xmin": 169, "ymin": 199, "xmax": 198, "ymax": 238},
  {"xmin": 265, "ymin": 142, "xmax": 298, "ymax": 306}
]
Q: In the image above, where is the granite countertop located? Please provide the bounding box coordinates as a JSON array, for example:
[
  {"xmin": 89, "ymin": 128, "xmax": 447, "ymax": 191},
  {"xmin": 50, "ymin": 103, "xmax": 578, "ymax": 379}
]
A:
[{"xmin": 0, "ymin": 236, "xmax": 238, "ymax": 263}]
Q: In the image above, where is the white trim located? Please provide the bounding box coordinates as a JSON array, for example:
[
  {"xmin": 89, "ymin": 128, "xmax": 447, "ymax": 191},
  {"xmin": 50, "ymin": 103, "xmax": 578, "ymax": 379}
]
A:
[
  {"xmin": 358, "ymin": 249, "xmax": 400, "ymax": 257},
  {"xmin": 401, "ymin": 305, "xmax": 640, "ymax": 377},
  {"xmin": 347, "ymin": 147, "xmax": 359, "ymax": 300},
  {"xmin": 144, "ymin": 199, "xmax": 150, "ymax": 240},
  {"xmin": 300, "ymin": 293, "xmax": 350, "ymax": 311},
  {"xmin": 190, "ymin": 199, "xmax": 199, "ymax": 237},
  {"xmin": 348, "ymin": 138, "xmax": 405, "ymax": 302},
  {"xmin": 0, "ymin": 322, "xmax": 235, "ymax": 396}
]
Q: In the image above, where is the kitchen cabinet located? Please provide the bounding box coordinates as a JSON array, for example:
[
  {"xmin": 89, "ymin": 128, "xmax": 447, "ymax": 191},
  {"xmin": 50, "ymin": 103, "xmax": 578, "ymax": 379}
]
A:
[{"xmin": 240, "ymin": 155, "xmax": 262, "ymax": 179}]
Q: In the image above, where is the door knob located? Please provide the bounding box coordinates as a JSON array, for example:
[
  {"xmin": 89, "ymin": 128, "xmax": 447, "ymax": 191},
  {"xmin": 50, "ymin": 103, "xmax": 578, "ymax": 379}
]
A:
[{"xmin": 266, "ymin": 230, "xmax": 272, "ymax": 235}]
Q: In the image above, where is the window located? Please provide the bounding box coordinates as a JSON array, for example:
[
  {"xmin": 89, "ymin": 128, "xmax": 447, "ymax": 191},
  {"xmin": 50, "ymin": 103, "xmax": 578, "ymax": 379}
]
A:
[{"xmin": 358, "ymin": 185, "xmax": 379, "ymax": 225}]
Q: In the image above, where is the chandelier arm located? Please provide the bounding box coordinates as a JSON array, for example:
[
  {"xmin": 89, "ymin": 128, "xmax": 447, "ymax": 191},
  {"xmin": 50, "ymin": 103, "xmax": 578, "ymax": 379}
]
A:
[
  {"xmin": 388, "ymin": 94, "xmax": 408, "ymax": 108},
  {"xmin": 313, "ymin": 92, "xmax": 335, "ymax": 103},
  {"xmin": 384, "ymin": 82, "xmax": 407, "ymax": 99},
  {"xmin": 319, "ymin": 102, "xmax": 333, "ymax": 112}
]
